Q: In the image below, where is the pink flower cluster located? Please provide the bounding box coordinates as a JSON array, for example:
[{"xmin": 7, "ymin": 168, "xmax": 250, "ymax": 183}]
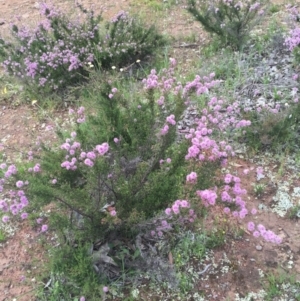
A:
[
  {"xmin": 69, "ymin": 106, "xmax": 86, "ymax": 123},
  {"xmin": 151, "ymin": 200, "xmax": 196, "ymax": 237},
  {"xmin": 197, "ymin": 189, "xmax": 217, "ymax": 206},
  {"xmin": 142, "ymin": 69, "xmax": 158, "ymax": 89},
  {"xmin": 183, "ymin": 73, "xmax": 218, "ymax": 97},
  {"xmin": 247, "ymin": 222, "xmax": 282, "ymax": 244},
  {"xmin": 109, "ymin": 87, "xmax": 118, "ymax": 99},
  {"xmin": 60, "ymin": 133, "xmax": 109, "ymax": 170},
  {"xmin": 4, "ymin": 164, "xmax": 17, "ymax": 178},
  {"xmin": 165, "ymin": 199, "xmax": 193, "ymax": 216},
  {"xmin": 184, "ymin": 97, "xmax": 252, "ymax": 162},
  {"xmin": 166, "ymin": 114, "xmax": 176, "ymax": 125},
  {"xmin": 186, "ymin": 171, "xmax": 197, "ymax": 184},
  {"xmin": 0, "ymin": 189, "xmax": 29, "ymax": 222}
]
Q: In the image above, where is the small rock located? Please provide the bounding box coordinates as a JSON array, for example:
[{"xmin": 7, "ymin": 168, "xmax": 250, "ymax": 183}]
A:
[{"xmin": 256, "ymin": 245, "xmax": 263, "ymax": 251}]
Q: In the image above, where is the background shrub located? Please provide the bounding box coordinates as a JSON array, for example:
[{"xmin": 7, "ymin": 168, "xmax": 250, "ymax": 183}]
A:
[
  {"xmin": 0, "ymin": 3, "xmax": 166, "ymax": 94},
  {"xmin": 187, "ymin": 0, "xmax": 268, "ymax": 50}
]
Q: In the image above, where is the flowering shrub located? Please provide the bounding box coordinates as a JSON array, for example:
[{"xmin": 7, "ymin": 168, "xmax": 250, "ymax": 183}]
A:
[
  {"xmin": 1, "ymin": 3, "xmax": 166, "ymax": 93},
  {"xmin": 187, "ymin": 0, "xmax": 267, "ymax": 50},
  {"xmin": 285, "ymin": 26, "xmax": 300, "ymax": 63},
  {"xmin": 0, "ymin": 59, "xmax": 222, "ymax": 243}
]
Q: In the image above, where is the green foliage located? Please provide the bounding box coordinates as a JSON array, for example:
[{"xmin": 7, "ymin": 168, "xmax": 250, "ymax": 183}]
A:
[
  {"xmin": 241, "ymin": 102, "xmax": 300, "ymax": 152},
  {"xmin": 205, "ymin": 228, "xmax": 226, "ymax": 248},
  {"xmin": 287, "ymin": 204, "xmax": 300, "ymax": 219},
  {"xmin": 173, "ymin": 232, "xmax": 207, "ymax": 269},
  {"xmin": 263, "ymin": 272, "xmax": 300, "ymax": 301},
  {"xmin": 187, "ymin": 0, "xmax": 268, "ymax": 50},
  {"xmin": 253, "ymin": 183, "xmax": 266, "ymax": 197},
  {"xmin": 25, "ymin": 69, "xmax": 190, "ymax": 243},
  {"xmin": 37, "ymin": 244, "xmax": 103, "ymax": 300},
  {"xmin": 0, "ymin": 228, "xmax": 6, "ymax": 242}
]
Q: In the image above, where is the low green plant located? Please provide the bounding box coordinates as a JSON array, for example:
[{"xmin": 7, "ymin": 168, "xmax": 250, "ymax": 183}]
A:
[
  {"xmin": 263, "ymin": 272, "xmax": 300, "ymax": 301},
  {"xmin": 0, "ymin": 228, "xmax": 6, "ymax": 242},
  {"xmin": 36, "ymin": 244, "xmax": 103, "ymax": 300},
  {"xmin": 253, "ymin": 183, "xmax": 266, "ymax": 197},
  {"xmin": 173, "ymin": 232, "xmax": 207, "ymax": 269},
  {"xmin": 241, "ymin": 102, "xmax": 300, "ymax": 152},
  {"xmin": 288, "ymin": 204, "xmax": 300, "ymax": 219},
  {"xmin": 187, "ymin": 0, "xmax": 268, "ymax": 50},
  {"xmin": 269, "ymin": 3, "xmax": 280, "ymax": 14}
]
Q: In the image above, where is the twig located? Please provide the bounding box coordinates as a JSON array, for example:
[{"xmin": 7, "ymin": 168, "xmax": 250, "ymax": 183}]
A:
[
  {"xmin": 198, "ymin": 264, "xmax": 211, "ymax": 275},
  {"xmin": 173, "ymin": 43, "xmax": 200, "ymax": 48}
]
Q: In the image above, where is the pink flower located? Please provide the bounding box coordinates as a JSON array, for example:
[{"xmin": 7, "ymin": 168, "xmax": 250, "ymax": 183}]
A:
[
  {"xmin": 180, "ymin": 200, "xmax": 189, "ymax": 208},
  {"xmin": 77, "ymin": 106, "xmax": 85, "ymax": 115},
  {"xmin": 253, "ymin": 231, "xmax": 260, "ymax": 238},
  {"xmin": 114, "ymin": 138, "xmax": 119, "ymax": 143},
  {"xmin": 160, "ymin": 124, "xmax": 169, "ymax": 135},
  {"xmin": 2, "ymin": 215, "xmax": 9, "ymax": 223},
  {"xmin": 189, "ymin": 209, "xmax": 194, "ymax": 216},
  {"xmin": 165, "ymin": 208, "xmax": 172, "ymax": 215},
  {"xmin": 86, "ymin": 151, "xmax": 96, "ymax": 160},
  {"xmin": 0, "ymin": 163, "xmax": 7, "ymax": 169},
  {"xmin": 257, "ymin": 224, "xmax": 265, "ymax": 232},
  {"xmin": 166, "ymin": 158, "xmax": 172, "ymax": 164},
  {"xmin": 84, "ymin": 158, "xmax": 94, "ymax": 167},
  {"xmin": 151, "ymin": 230, "xmax": 156, "ymax": 236},
  {"xmin": 251, "ymin": 208, "xmax": 257, "ymax": 215},
  {"xmin": 172, "ymin": 204, "xmax": 180, "ymax": 214},
  {"xmin": 33, "ymin": 164, "xmax": 41, "ymax": 172},
  {"xmin": 243, "ymin": 169, "xmax": 249, "ymax": 175},
  {"xmin": 186, "ymin": 172, "xmax": 197, "ymax": 183},
  {"xmin": 157, "ymin": 96, "xmax": 164, "ymax": 106},
  {"xmin": 41, "ymin": 224, "xmax": 48, "ymax": 232},
  {"xmin": 223, "ymin": 207, "xmax": 230, "ymax": 214},
  {"xmin": 161, "ymin": 220, "xmax": 168, "ymax": 227},
  {"xmin": 110, "ymin": 210, "xmax": 116, "ymax": 217},
  {"xmin": 103, "ymin": 286, "xmax": 109, "ymax": 293},
  {"xmin": 166, "ymin": 114, "xmax": 176, "ymax": 125},
  {"xmin": 95, "ymin": 143, "xmax": 109, "ymax": 155},
  {"xmin": 224, "ymin": 174, "xmax": 232, "ymax": 184},
  {"xmin": 21, "ymin": 212, "xmax": 28, "ymax": 219},
  {"xmin": 247, "ymin": 222, "xmax": 255, "ymax": 232},
  {"xmin": 80, "ymin": 297, "xmax": 85, "ymax": 301},
  {"xmin": 16, "ymin": 181, "xmax": 24, "ymax": 188}
]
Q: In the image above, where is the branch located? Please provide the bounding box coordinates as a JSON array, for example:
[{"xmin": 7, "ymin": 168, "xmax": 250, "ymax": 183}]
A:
[{"xmin": 55, "ymin": 196, "xmax": 94, "ymax": 220}]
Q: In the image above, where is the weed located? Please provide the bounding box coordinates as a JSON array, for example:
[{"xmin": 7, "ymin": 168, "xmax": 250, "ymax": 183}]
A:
[
  {"xmin": 0, "ymin": 229, "xmax": 6, "ymax": 242},
  {"xmin": 287, "ymin": 204, "xmax": 300, "ymax": 219},
  {"xmin": 263, "ymin": 272, "xmax": 300, "ymax": 301},
  {"xmin": 253, "ymin": 183, "xmax": 266, "ymax": 197}
]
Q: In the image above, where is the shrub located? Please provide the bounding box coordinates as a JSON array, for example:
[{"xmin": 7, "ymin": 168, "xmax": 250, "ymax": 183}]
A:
[
  {"xmin": 1, "ymin": 3, "xmax": 166, "ymax": 94},
  {"xmin": 241, "ymin": 101, "xmax": 300, "ymax": 152},
  {"xmin": 12, "ymin": 60, "xmax": 220, "ymax": 244},
  {"xmin": 187, "ymin": 0, "xmax": 268, "ymax": 50}
]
